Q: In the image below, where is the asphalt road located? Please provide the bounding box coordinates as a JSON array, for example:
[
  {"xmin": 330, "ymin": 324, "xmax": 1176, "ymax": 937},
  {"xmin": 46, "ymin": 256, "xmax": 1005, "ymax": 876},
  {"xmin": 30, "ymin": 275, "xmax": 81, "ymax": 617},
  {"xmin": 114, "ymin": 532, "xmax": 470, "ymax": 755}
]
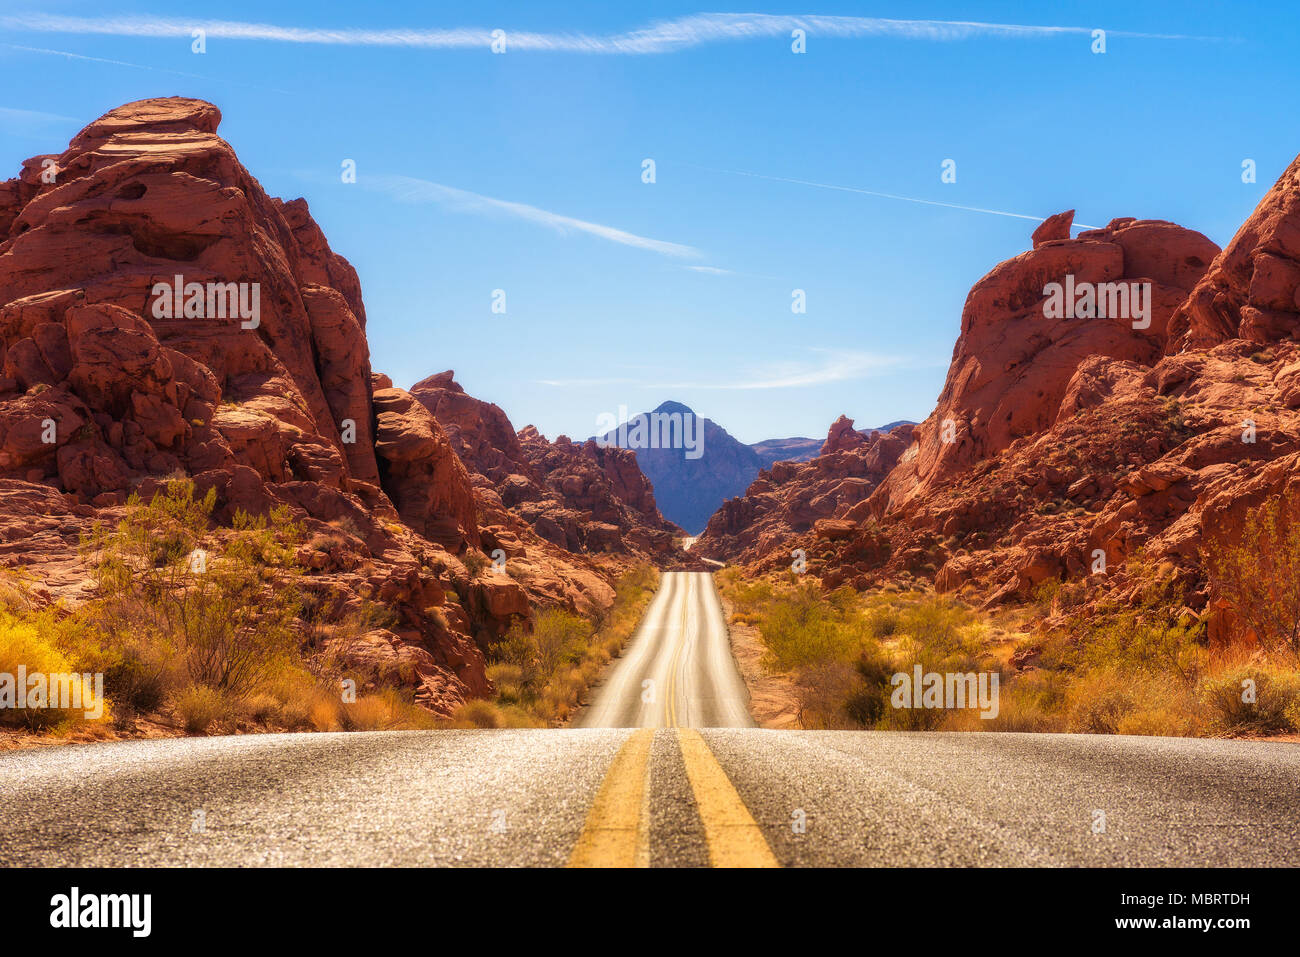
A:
[
  {"xmin": 3, "ymin": 569, "xmax": 1298, "ymax": 867},
  {"xmin": 2, "ymin": 729, "xmax": 1299, "ymax": 867},
  {"xmin": 575, "ymin": 571, "xmax": 752, "ymax": 729}
]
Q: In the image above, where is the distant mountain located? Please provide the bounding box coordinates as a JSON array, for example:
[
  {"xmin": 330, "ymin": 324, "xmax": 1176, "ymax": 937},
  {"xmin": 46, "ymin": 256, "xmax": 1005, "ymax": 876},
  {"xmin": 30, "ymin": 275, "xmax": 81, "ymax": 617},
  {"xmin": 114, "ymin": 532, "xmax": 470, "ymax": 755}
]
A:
[
  {"xmin": 749, "ymin": 436, "xmax": 822, "ymax": 467},
  {"xmin": 595, "ymin": 402, "xmax": 913, "ymax": 533}
]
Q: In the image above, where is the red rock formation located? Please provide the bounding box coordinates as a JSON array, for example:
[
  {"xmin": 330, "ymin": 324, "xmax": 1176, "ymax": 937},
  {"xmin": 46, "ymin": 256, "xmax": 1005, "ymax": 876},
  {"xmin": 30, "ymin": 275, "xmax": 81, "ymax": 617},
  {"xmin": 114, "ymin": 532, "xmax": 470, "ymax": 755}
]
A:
[
  {"xmin": 820, "ymin": 415, "xmax": 869, "ymax": 455},
  {"xmin": 410, "ymin": 370, "xmax": 683, "ymax": 569},
  {"xmin": 871, "ymin": 217, "xmax": 1219, "ymax": 517},
  {"xmin": 696, "ymin": 419, "xmax": 911, "ymax": 565},
  {"xmin": 702, "ymin": 154, "xmax": 1300, "ymax": 649},
  {"xmin": 1169, "ymin": 153, "xmax": 1300, "ymax": 350},
  {"xmin": 1031, "ymin": 209, "xmax": 1074, "ymax": 247},
  {"xmin": 371, "ymin": 383, "xmax": 479, "ymax": 551},
  {"xmin": 0, "ymin": 98, "xmax": 555, "ymax": 713}
]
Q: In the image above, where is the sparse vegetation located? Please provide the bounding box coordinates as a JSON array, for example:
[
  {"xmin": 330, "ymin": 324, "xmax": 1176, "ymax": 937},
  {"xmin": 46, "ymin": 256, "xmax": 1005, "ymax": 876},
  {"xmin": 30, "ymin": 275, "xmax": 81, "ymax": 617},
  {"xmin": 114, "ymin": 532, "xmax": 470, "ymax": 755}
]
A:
[
  {"xmin": 0, "ymin": 479, "xmax": 444, "ymax": 742},
  {"xmin": 719, "ymin": 551, "xmax": 1300, "ymax": 738},
  {"xmin": 448, "ymin": 564, "xmax": 659, "ymax": 728},
  {"xmin": 1204, "ymin": 495, "xmax": 1300, "ymax": 658}
]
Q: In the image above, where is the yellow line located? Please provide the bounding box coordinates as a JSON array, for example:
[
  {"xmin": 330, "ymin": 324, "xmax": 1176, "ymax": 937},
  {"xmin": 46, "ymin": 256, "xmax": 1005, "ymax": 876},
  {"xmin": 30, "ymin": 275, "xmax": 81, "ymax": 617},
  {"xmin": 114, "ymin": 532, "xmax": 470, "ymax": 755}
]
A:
[
  {"xmin": 677, "ymin": 729, "xmax": 780, "ymax": 868},
  {"xmin": 664, "ymin": 575, "xmax": 692, "ymax": 728},
  {"xmin": 567, "ymin": 729, "xmax": 654, "ymax": 868}
]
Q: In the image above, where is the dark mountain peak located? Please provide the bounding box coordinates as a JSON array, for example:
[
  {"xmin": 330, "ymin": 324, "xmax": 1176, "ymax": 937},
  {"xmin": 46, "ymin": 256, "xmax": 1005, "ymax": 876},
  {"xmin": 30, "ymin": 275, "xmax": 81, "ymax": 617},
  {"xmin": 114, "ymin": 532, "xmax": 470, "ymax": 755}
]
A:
[{"xmin": 653, "ymin": 400, "xmax": 695, "ymax": 416}]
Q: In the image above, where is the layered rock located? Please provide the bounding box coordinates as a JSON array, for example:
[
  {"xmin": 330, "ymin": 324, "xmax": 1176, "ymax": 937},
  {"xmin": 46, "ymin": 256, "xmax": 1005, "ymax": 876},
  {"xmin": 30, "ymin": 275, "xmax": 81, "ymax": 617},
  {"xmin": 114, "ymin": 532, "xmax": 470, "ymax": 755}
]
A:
[
  {"xmin": 0, "ymin": 98, "xmax": 537, "ymax": 713},
  {"xmin": 696, "ymin": 418, "xmax": 912, "ymax": 566},
  {"xmin": 408, "ymin": 371, "xmax": 690, "ymax": 601},
  {"xmin": 871, "ymin": 215, "xmax": 1219, "ymax": 517},
  {"xmin": 1169, "ymin": 153, "xmax": 1300, "ymax": 350},
  {"xmin": 700, "ymin": 171, "xmax": 1300, "ymax": 647}
]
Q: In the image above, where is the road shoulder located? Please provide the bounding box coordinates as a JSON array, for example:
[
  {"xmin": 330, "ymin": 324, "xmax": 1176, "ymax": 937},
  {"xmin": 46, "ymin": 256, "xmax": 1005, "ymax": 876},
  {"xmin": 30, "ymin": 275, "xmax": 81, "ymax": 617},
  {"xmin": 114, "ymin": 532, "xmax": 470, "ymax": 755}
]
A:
[{"xmin": 717, "ymin": 588, "xmax": 801, "ymax": 729}]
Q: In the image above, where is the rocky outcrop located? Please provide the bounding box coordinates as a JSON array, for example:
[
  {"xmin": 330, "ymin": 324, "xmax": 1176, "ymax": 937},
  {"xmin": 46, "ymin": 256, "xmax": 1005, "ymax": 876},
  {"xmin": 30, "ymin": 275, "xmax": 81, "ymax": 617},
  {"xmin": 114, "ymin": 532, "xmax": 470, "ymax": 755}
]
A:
[
  {"xmin": 870, "ymin": 215, "xmax": 1219, "ymax": 517},
  {"xmin": 0, "ymin": 98, "xmax": 553, "ymax": 714},
  {"xmin": 1169, "ymin": 153, "xmax": 1300, "ymax": 350},
  {"xmin": 371, "ymin": 383, "xmax": 479, "ymax": 552},
  {"xmin": 699, "ymin": 169, "xmax": 1300, "ymax": 647},
  {"xmin": 408, "ymin": 370, "xmax": 690, "ymax": 612},
  {"xmin": 410, "ymin": 371, "xmax": 682, "ymax": 559},
  {"xmin": 696, "ymin": 419, "xmax": 912, "ymax": 565}
]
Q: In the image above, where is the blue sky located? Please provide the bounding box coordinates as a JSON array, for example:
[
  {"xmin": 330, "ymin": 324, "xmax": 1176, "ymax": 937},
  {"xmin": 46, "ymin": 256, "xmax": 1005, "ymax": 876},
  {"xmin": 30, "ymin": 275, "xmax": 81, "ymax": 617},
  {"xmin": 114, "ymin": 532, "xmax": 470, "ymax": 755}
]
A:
[{"xmin": 1, "ymin": 2, "xmax": 1295, "ymax": 444}]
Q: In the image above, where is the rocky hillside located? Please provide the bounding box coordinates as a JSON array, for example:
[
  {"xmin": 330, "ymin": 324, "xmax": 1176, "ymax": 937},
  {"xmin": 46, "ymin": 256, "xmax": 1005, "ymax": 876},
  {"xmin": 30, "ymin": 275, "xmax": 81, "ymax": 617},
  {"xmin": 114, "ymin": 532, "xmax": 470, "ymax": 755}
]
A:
[
  {"xmin": 695, "ymin": 416, "xmax": 913, "ymax": 564},
  {"xmin": 0, "ymin": 97, "xmax": 680, "ymax": 715},
  {"xmin": 698, "ymin": 167, "xmax": 1300, "ymax": 646},
  {"xmin": 409, "ymin": 371, "xmax": 686, "ymax": 591}
]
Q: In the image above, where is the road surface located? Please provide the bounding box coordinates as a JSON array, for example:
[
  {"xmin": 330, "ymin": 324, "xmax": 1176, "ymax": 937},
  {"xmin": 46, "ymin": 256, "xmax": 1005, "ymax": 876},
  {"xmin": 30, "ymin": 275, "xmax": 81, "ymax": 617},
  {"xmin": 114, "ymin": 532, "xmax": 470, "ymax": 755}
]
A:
[
  {"xmin": 2, "ymin": 729, "xmax": 1299, "ymax": 867},
  {"xmin": 575, "ymin": 571, "xmax": 751, "ymax": 728},
  {"xmin": 3, "ymin": 570, "xmax": 1299, "ymax": 867}
]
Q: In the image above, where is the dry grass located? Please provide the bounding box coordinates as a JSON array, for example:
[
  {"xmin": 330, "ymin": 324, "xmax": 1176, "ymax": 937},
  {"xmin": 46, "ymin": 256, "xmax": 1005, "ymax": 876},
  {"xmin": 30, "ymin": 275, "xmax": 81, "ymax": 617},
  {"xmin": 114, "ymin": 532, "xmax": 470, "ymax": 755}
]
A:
[
  {"xmin": 448, "ymin": 564, "xmax": 659, "ymax": 727},
  {"xmin": 718, "ymin": 567, "xmax": 1300, "ymax": 737},
  {"xmin": 0, "ymin": 482, "xmax": 460, "ymax": 742}
]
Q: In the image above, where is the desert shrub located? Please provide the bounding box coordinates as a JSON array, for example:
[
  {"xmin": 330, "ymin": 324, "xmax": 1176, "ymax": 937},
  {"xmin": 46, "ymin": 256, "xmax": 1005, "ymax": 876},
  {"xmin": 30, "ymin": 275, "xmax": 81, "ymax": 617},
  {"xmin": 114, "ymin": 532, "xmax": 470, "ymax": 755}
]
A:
[
  {"xmin": 759, "ymin": 584, "xmax": 862, "ymax": 671},
  {"xmin": 487, "ymin": 663, "xmax": 525, "ymax": 706},
  {"xmin": 102, "ymin": 643, "xmax": 171, "ymax": 723},
  {"xmin": 1065, "ymin": 671, "xmax": 1140, "ymax": 734},
  {"xmin": 461, "ymin": 549, "xmax": 489, "ymax": 577},
  {"xmin": 454, "ymin": 698, "xmax": 504, "ymax": 729},
  {"xmin": 1204, "ymin": 495, "xmax": 1300, "ymax": 657},
  {"xmin": 260, "ymin": 668, "xmax": 346, "ymax": 731},
  {"xmin": 86, "ymin": 478, "xmax": 304, "ymax": 697},
  {"xmin": 473, "ymin": 564, "xmax": 657, "ymax": 725},
  {"xmin": 1201, "ymin": 666, "xmax": 1300, "ymax": 735},
  {"xmin": 792, "ymin": 660, "xmax": 861, "ymax": 729},
  {"xmin": 242, "ymin": 692, "xmax": 283, "ymax": 724},
  {"xmin": 173, "ymin": 684, "xmax": 226, "ymax": 733},
  {"xmin": 841, "ymin": 658, "xmax": 892, "ymax": 728},
  {"xmin": 0, "ymin": 611, "xmax": 108, "ymax": 729}
]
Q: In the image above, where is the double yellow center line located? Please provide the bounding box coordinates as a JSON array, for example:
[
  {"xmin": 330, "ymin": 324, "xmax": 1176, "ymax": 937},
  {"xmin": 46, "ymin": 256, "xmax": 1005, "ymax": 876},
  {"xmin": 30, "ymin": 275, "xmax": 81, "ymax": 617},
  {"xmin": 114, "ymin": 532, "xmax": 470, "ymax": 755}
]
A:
[{"xmin": 567, "ymin": 728, "xmax": 780, "ymax": 868}]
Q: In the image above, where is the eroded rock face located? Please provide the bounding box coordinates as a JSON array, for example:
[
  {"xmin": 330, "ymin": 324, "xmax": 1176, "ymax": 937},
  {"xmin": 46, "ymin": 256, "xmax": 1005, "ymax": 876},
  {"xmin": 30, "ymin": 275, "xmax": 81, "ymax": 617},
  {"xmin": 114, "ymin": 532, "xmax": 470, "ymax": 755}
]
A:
[
  {"xmin": 372, "ymin": 385, "xmax": 479, "ymax": 552},
  {"xmin": 410, "ymin": 370, "xmax": 685, "ymax": 573},
  {"xmin": 871, "ymin": 217, "xmax": 1219, "ymax": 517},
  {"xmin": 0, "ymin": 98, "xmax": 537, "ymax": 713},
  {"xmin": 1169, "ymin": 153, "xmax": 1300, "ymax": 350},
  {"xmin": 700, "ymin": 155, "xmax": 1300, "ymax": 649},
  {"xmin": 695, "ymin": 419, "xmax": 912, "ymax": 566},
  {"xmin": 0, "ymin": 97, "xmax": 380, "ymax": 498}
]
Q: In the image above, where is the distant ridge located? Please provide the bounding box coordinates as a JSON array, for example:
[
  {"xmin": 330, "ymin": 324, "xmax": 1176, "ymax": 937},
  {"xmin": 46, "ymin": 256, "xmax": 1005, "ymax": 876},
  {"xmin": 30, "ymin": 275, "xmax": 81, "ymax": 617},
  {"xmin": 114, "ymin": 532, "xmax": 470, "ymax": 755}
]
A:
[{"xmin": 595, "ymin": 402, "xmax": 912, "ymax": 533}]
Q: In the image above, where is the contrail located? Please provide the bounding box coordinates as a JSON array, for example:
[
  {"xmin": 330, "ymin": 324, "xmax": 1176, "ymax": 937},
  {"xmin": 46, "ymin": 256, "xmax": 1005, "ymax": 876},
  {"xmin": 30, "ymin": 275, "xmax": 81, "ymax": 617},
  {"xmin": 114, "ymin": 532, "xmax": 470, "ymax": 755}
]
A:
[
  {"xmin": 363, "ymin": 173, "xmax": 701, "ymax": 259},
  {"xmin": 680, "ymin": 163, "xmax": 1101, "ymax": 230},
  {"xmin": 0, "ymin": 12, "xmax": 1224, "ymax": 53},
  {"xmin": 0, "ymin": 43, "xmax": 293, "ymax": 93}
]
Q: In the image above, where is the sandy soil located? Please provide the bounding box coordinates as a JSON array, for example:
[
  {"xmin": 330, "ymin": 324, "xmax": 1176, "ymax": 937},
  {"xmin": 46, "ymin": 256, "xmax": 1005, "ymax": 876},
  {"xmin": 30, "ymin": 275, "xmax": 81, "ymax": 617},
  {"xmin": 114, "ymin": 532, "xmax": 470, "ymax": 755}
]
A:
[{"xmin": 719, "ymin": 593, "xmax": 802, "ymax": 729}]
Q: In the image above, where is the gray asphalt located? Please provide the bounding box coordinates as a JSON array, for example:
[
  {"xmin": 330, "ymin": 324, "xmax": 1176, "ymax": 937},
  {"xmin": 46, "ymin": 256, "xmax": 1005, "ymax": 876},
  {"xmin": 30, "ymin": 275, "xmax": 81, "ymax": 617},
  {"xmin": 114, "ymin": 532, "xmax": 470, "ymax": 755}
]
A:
[
  {"xmin": 2, "ymin": 728, "xmax": 1298, "ymax": 866},
  {"xmin": 575, "ymin": 571, "xmax": 753, "ymax": 728}
]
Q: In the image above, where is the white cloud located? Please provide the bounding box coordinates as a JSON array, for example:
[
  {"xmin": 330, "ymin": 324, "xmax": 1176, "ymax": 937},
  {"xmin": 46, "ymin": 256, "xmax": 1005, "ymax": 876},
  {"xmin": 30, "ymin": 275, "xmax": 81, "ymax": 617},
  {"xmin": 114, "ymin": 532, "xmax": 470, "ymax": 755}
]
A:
[
  {"xmin": 539, "ymin": 350, "xmax": 933, "ymax": 391},
  {"xmin": 0, "ymin": 105, "xmax": 77, "ymax": 123},
  {"xmin": 0, "ymin": 13, "xmax": 1222, "ymax": 53},
  {"xmin": 363, "ymin": 173, "xmax": 700, "ymax": 259}
]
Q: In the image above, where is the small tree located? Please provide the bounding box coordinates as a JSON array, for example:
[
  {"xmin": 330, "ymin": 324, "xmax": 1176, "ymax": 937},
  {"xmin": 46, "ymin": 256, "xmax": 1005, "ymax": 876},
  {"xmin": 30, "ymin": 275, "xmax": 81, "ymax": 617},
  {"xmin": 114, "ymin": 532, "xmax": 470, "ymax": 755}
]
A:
[
  {"xmin": 1204, "ymin": 495, "xmax": 1300, "ymax": 658},
  {"xmin": 87, "ymin": 479, "xmax": 305, "ymax": 696}
]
